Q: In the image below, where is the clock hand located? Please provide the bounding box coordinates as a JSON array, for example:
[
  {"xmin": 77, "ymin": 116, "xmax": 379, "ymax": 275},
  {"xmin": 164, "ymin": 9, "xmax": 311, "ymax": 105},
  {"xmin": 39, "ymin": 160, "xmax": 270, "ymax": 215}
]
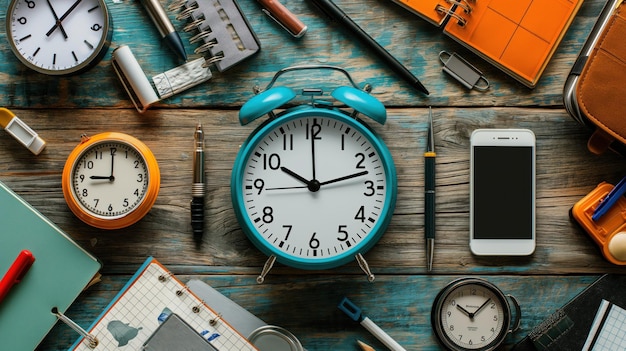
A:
[
  {"xmin": 280, "ymin": 167, "xmax": 320, "ymax": 192},
  {"xmin": 46, "ymin": 0, "xmax": 83, "ymax": 37},
  {"xmin": 45, "ymin": 0, "xmax": 68, "ymax": 39},
  {"xmin": 310, "ymin": 121, "xmax": 320, "ymax": 181},
  {"xmin": 265, "ymin": 185, "xmax": 309, "ymax": 191},
  {"xmin": 110, "ymin": 151, "xmax": 115, "ymax": 178},
  {"xmin": 473, "ymin": 298, "xmax": 492, "ymax": 316},
  {"xmin": 90, "ymin": 175, "xmax": 114, "ymax": 181},
  {"xmin": 319, "ymin": 171, "xmax": 369, "ymax": 186},
  {"xmin": 456, "ymin": 304, "xmax": 475, "ymax": 319}
]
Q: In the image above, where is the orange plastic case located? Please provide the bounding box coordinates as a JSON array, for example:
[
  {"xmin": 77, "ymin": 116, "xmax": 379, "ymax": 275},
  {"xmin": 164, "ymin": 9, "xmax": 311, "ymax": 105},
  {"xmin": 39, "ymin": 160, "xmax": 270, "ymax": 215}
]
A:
[{"xmin": 571, "ymin": 182, "xmax": 626, "ymax": 265}]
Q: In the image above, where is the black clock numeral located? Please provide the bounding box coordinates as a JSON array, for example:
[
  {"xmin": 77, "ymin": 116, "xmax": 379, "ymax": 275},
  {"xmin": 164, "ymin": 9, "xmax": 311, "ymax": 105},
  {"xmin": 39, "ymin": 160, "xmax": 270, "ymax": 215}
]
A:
[
  {"xmin": 364, "ymin": 180, "xmax": 375, "ymax": 197},
  {"xmin": 91, "ymin": 23, "xmax": 102, "ymax": 32},
  {"xmin": 79, "ymin": 174, "xmax": 85, "ymax": 183},
  {"xmin": 306, "ymin": 120, "xmax": 322, "ymax": 140},
  {"xmin": 337, "ymin": 225, "xmax": 348, "ymax": 241},
  {"xmin": 283, "ymin": 225, "xmax": 292, "ymax": 241},
  {"xmin": 253, "ymin": 179, "xmax": 264, "ymax": 194},
  {"xmin": 93, "ymin": 199, "xmax": 99, "ymax": 207},
  {"xmin": 134, "ymin": 160, "xmax": 140, "ymax": 168},
  {"xmin": 123, "ymin": 198, "xmax": 129, "ymax": 207},
  {"xmin": 18, "ymin": 17, "xmax": 27, "ymax": 25},
  {"xmin": 354, "ymin": 206, "xmax": 365, "ymax": 222},
  {"xmin": 136, "ymin": 173, "xmax": 144, "ymax": 183},
  {"xmin": 262, "ymin": 153, "xmax": 280, "ymax": 170},
  {"xmin": 283, "ymin": 133, "xmax": 293, "ymax": 151},
  {"xmin": 309, "ymin": 232, "xmax": 320, "ymax": 249},
  {"xmin": 108, "ymin": 204, "xmax": 113, "ymax": 212},
  {"xmin": 25, "ymin": 0, "xmax": 35, "ymax": 8},
  {"xmin": 262, "ymin": 206, "xmax": 274, "ymax": 223},
  {"xmin": 355, "ymin": 153, "xmax": 366, "ymax": 169},
  {"xmin": 95, "ymin": 151, "xmax": 103, "ymax": 159},
  {"xmin": 83, "ymin": 160, "xmax": 94, "ymax": 169},
  {"xmin": 82, "ymin": 189, "xmax": 88, "ymax": 197}
]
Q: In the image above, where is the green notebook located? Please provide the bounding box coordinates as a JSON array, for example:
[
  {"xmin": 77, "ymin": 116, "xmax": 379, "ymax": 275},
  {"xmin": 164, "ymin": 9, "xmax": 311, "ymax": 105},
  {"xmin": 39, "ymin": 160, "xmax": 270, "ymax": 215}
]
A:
[{"xmin": 0, "ymin": 180, "xmax": 101, "ymax": 351}]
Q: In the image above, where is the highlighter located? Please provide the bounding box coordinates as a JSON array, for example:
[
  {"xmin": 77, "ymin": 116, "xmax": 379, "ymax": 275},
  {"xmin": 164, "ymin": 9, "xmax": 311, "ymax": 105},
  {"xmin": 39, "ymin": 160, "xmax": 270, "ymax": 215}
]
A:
[{"xmin": 0, "ymin": 108, "xmax": 46, "ymax": 155}]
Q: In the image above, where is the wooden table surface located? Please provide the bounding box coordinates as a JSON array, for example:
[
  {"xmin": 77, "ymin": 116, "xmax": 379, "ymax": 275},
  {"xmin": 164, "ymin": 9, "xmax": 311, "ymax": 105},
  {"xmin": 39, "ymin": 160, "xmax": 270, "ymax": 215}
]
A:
[{"xmin": 2, "ymin": 0, "xmax": 626, "ymax": 349}]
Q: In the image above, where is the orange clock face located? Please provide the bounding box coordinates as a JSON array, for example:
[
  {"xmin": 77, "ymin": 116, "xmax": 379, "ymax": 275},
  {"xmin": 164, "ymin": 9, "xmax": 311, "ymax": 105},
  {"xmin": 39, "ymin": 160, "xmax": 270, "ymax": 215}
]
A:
[{"xmin": 62, "ymin": 132, "xmax": 160, "ymax": 229}]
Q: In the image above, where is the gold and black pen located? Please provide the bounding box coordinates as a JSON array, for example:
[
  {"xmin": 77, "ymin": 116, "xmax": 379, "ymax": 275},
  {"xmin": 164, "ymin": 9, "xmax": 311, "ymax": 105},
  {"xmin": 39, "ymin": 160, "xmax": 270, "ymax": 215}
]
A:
[
  {"xmin": 424, "ymin": 107, "xmax": 436, "ymax": 272},
  {"xmin": 191, "ymin": 123, "xmax": 205, "ymax": 244}
]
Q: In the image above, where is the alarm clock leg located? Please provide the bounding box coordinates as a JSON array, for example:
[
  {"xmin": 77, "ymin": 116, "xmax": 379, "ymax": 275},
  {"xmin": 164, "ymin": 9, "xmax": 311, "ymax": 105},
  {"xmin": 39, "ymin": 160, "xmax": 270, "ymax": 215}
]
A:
[
  {"xmin": 355, "ymin": 253, "xmax": 375, "ymax": 282},
  {"xmin": 257, "ymin": 255, "xmax": 277, "ymax": 284}
]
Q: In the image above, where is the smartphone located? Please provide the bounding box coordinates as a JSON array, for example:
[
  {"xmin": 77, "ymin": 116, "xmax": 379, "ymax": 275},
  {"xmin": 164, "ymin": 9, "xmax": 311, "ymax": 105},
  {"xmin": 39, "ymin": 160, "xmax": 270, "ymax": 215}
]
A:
[{"xmin": 470, "ymin": 129, "xmax": 536, "ymax": 256}]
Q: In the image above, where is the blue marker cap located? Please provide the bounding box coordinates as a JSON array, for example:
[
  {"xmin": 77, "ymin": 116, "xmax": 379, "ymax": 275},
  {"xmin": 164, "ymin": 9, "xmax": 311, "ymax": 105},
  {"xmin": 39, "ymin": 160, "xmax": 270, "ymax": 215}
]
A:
[{"xmin": 338, "ymin": 297, "xmax": 364, "ymax": 322}]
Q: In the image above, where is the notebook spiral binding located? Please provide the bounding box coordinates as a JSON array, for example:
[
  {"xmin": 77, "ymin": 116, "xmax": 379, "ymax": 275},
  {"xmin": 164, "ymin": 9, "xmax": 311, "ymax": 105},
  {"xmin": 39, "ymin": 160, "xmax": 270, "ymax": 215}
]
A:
[
  {"xmin": 435, "ymin": 0, "xmax": 476, "ymax": 27},
  {"xmin": 67, "ymin": 264, "xmax": 227, "ymax": 349},
  {"xmin": 169, "ymin": 0, "xmax": 260, "ymax": 72}
]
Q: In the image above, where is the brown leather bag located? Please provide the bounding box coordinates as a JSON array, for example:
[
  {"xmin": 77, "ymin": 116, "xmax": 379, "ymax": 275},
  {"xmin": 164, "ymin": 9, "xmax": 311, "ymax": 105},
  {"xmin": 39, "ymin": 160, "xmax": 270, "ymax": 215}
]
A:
[{"xmin": 576, "ymin": 1, "xmax": 626, "ymax": 155}]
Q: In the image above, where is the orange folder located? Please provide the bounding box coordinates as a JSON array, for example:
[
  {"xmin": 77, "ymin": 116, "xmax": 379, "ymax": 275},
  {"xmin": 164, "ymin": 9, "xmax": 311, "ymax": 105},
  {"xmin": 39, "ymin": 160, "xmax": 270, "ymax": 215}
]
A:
[{"xmin": 393, "ymin": 0, "xmax": 584, "ymax": 88}]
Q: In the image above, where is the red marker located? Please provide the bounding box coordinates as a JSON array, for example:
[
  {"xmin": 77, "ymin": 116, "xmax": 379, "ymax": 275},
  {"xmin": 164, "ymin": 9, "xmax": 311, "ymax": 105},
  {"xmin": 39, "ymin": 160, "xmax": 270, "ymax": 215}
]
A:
[{"xmin": 0, "ymin": 250, "xmax": 35, "ymax": 303}]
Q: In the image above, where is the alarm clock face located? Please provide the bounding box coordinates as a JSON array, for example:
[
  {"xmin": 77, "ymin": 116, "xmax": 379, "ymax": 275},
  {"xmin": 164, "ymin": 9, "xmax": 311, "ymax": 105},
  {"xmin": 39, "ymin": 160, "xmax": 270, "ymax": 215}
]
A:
[
  {"xmin": 232, "ymin": 108, "xmax": 397, "ymax": 270},
  {"xmin": 62, "ymin": 133, "xmax": 160, "ymax": 229},
  {"xmin": 69, "ymin": 140, "xmax": 150, "ymax": 219},
  {"xmin": 6, "ymin": 0, "xmax": 112, "ymax": 75},
  {"xmin": 432, "ymin": 278, "xmax": 512, "ymax": 351}
]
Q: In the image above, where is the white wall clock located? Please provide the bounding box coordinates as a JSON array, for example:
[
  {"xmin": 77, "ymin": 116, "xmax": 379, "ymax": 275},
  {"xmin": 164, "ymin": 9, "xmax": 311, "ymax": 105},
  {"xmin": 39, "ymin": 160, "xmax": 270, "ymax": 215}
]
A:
[{"xmin": 6, "ymin": 0, "xmax": 112, "ymax": 75}]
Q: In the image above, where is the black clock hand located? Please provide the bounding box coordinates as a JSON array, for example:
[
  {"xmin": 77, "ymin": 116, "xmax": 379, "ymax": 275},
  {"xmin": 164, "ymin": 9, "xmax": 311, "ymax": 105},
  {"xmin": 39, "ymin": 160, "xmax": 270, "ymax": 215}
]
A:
[
  {"xmin": 90, "ymin": 175, "xmax": 114, "ymax": 181},
  {"xmin": 281, "ymin": 167, "xmax": 310, "ymax": 185},
  {"xmin": 281, "ymin": 167, "xmax": 320, "ymax": 192},
  {"xmin": 310, "ymin": 121, "xmax": 320, "ymax": 181},
  {"xmin": 473, "ymin": 298, "xmax": 492, "ymax": 316},
  {"xmin": 456, "ymin": 305, "xmax": 474, "ymax": 319},
  {"xmin": 46, "ymin": 0, "xmax": 83, "ymax": 37},
  {"xmin": 46, "ymin": 0, "xmax": 68, "ymax": 39},
  {"xmin": 319, "ymin": 171, "xmax": 369, "ymax": 186},
  {"xmin": 110, "ymin": 151, "xmax": 115, "ymax": 178}
]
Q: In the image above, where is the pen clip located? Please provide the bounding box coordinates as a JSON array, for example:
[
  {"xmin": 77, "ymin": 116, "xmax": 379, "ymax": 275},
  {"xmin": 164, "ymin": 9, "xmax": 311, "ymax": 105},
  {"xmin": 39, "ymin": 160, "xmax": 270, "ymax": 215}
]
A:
[{"xmin": 592, "ymin": 176, "xmax": 626, "ymax": 221}]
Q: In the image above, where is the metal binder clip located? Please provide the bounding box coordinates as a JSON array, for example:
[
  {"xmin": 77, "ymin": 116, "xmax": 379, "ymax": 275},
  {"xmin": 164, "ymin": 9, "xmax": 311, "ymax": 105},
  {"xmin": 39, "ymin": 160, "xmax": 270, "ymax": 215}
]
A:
[{"xmin": 439, "ymin": 51, "xmax": 489, "ymax": 91}]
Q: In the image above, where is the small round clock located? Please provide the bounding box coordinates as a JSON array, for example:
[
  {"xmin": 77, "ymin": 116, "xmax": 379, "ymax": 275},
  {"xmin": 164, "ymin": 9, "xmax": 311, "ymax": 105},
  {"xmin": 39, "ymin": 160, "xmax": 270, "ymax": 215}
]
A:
[
  {"xmin": 431, "ymin": 277, "xmax": 521, "ymax": 351},
  {"xmin": 231, "ymin": 65, "xmax": 397, "ymax": 283},
  {"xmin": 6, "ymin": 0, "xmax": 112, "ymax": 75},
  {"xmin": 62, "ymin": 132, "xmax": 160, "ymax": 230}
]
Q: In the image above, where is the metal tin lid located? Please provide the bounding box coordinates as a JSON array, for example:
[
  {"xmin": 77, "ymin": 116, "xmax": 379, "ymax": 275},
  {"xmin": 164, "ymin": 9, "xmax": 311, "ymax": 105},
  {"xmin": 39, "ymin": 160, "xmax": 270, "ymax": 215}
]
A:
[{"xmin": 247, "ymin": 325, "xmax": 304, "ymax": 351}]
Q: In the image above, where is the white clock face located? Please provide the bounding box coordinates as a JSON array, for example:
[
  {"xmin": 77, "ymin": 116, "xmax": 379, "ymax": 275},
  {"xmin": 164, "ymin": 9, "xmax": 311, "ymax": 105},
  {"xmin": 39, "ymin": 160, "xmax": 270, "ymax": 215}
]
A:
[
  {"xmin": 70, "ymin": 141, "xmax": 150, "ymax": 219},
  {"xmin": 7, "ymin": 0, "xmax": 110, "ymax": 74},
  {"xmin": 438, "ymin": 282, "xmax": 507, "ymax": 350},
  {"xmin": 238, "ymin": 114, "xmax": 391, "ymax": 263}
]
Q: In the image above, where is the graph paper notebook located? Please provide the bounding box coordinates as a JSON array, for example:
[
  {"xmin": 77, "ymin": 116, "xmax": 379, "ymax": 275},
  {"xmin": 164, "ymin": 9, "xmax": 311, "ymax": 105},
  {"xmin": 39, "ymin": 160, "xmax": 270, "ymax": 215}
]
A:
[
  {"xmin": 0, "ymin": 180, "xmax": 101, "ymax": 351},
  {"xmin": 391, "ymin": 0, "xmax": 584, "ymax": 88},
  {"xmin": 70, "ymin": 257, "xmax": 258, "ymax": 351}
]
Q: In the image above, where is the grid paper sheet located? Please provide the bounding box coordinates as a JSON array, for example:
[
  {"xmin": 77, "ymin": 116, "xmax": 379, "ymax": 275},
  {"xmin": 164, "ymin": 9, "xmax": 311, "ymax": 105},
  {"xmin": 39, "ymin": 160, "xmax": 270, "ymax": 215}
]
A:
[
  {"xmin": 583, "ymin": 299, "xmax": 626, "ymax": 351},
  {"xmin": 72, "ymin": 258, "xmax": 257, "ymax": 351}
]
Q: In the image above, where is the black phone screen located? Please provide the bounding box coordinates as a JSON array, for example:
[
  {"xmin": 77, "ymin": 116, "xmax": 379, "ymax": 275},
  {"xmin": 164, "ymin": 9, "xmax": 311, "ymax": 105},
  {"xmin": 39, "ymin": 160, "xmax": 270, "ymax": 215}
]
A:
[{"xmin": 473, "ymin": 146, "xmax": 534, "ymax": 239}]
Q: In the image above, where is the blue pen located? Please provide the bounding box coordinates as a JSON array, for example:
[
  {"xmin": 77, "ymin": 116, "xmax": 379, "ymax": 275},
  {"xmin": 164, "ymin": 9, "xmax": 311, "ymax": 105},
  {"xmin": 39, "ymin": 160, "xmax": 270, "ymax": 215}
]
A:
[
  {"xmin": 592, "ymin": 176, "xmax": 626, "ymax": 221},
  {"xmin": 338, "ymin": 297, "xmax": 407, "ymax": 351}
]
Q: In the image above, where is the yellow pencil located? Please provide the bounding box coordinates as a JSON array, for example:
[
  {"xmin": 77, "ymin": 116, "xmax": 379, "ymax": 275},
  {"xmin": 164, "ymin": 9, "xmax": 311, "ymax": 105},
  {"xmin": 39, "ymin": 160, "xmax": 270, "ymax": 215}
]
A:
[{"xmin": 357, "ymin": 340, "xmax": 376, "ymax": 351}]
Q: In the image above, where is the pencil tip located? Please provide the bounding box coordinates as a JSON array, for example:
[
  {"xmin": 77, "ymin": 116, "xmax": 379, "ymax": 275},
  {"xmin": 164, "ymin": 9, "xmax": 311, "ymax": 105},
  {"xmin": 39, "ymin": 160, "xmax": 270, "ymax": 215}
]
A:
[{"xmin": 357, "ymin": 340, "xmax": 375, "ymax": 351}]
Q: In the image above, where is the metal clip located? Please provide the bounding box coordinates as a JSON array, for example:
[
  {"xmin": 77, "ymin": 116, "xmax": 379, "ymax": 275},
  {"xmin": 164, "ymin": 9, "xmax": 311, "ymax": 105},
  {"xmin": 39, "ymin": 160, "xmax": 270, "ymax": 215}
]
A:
[{"xmin": 439, "ymin": 51, "xmax": 489, "ymax": 91}]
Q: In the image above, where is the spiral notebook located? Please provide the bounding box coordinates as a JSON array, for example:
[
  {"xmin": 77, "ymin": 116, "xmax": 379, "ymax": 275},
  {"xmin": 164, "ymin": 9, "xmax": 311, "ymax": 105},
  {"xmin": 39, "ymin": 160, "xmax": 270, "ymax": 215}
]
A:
[
  {"xmin": 70, "ymin": 257, "xmax": 258, "ymax": 351},
  {"xmin": 0, "ymin": 180, "xmax": 101, "ymax": 351},
  {"xmin": 391, "ymin": 0, "xmax": 584, "ymax": 88},
  {"xmin": 171, "ymin": 0, "xmax": 260, "ymax": 72}
]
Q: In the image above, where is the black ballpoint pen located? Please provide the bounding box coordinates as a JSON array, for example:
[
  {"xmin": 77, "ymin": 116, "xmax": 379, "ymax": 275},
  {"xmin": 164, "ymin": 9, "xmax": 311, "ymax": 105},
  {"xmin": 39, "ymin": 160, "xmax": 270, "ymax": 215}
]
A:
[
  {"xmin": 425, "ymin": 107, "xmax": 436, "ymax": 271},
  {"xmin": 308, "ymin": 0, "xmax": 429, "ymax": 95},
  {"xmin": 191, "ymin": 123, "xmax": 205, "ymax": 244},
  {"xmin": 139, "ymin": 0, "xmax": 188, "ymax": 61}
]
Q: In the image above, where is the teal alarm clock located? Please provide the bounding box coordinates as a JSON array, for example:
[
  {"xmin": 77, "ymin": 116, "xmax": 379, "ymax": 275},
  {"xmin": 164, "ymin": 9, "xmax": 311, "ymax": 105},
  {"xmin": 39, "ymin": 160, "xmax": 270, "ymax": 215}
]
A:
[{"xmin": 231, "ymin": 65, "xmax": 397, "ymax": 283}]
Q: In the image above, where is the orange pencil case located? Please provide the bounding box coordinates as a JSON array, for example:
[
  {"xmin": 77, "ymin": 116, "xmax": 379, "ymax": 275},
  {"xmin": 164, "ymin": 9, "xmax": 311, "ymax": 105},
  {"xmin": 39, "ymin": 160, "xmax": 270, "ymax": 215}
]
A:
[{"xmin": 571, "ymin": 182, "xmax": 626, "ymax": 265}]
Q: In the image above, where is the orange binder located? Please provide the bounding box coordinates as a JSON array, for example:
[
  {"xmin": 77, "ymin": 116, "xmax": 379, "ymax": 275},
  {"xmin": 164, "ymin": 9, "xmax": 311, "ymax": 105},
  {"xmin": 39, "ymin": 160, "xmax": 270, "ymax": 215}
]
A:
[{"xmin": 393, "ymin": 0, "xmax": 584, "ymax": 88}]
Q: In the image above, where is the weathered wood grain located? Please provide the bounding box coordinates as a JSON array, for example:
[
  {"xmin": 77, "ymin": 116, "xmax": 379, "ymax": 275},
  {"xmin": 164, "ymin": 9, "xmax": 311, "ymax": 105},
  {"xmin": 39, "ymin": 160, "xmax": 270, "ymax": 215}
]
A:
[{"xmin": 1, "ymin": 0, "xmax": 624, "ymax": 350}]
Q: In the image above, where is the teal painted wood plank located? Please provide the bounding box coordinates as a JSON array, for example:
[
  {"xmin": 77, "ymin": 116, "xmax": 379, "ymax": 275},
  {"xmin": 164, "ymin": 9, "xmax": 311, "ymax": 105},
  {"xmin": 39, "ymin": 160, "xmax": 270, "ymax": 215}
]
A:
[
  {"xmin": 36, "ymin": 274, "xmax": 600, "ymax": 350},
  {"xmin": 0, "ymin": 0, "xmax": 609, "ymax": 109}
]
